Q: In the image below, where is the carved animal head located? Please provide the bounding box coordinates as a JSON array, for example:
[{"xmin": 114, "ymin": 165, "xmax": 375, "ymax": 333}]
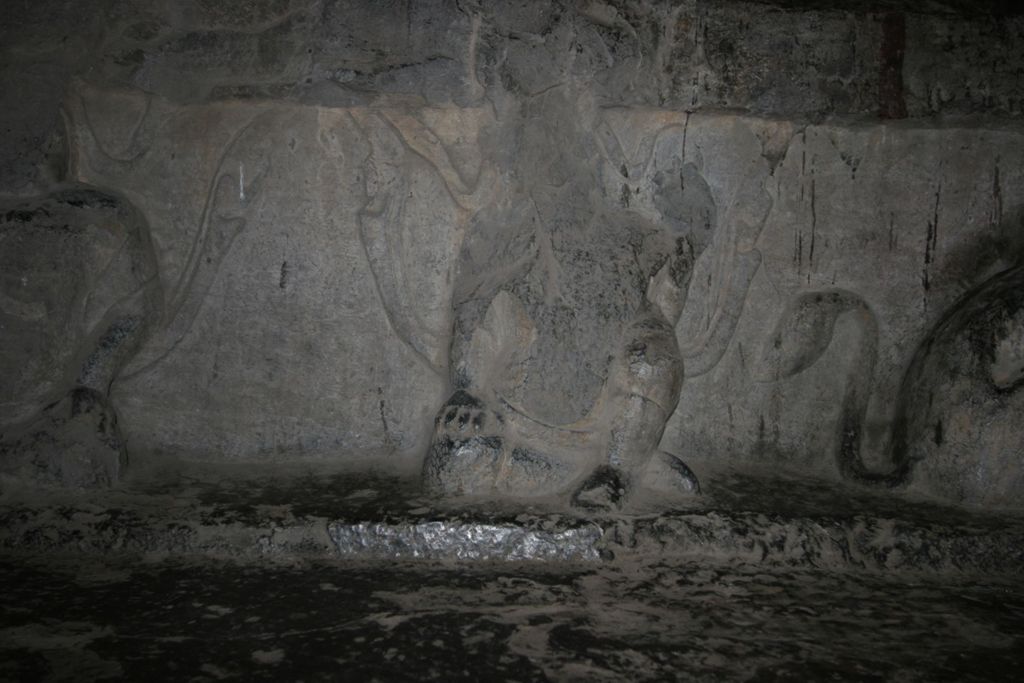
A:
[{"xmin": 754, "ymin": 290, "xmax": 873, "ymax": 382}]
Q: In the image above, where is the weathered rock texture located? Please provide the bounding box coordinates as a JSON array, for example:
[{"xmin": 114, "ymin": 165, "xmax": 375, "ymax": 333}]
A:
[{"xmin": 1, "ymin": 0, "xmax": 1022, "ymax": 509}]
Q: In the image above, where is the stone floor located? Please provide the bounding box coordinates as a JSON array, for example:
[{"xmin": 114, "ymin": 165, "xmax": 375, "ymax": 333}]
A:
[
  {"xmin": 2, "ymin": 460, "xmax": 1023, "ymax": 680},
  {"xmin": 2, "ymin": 555, "xmax": 1023, "ymax": 681}
]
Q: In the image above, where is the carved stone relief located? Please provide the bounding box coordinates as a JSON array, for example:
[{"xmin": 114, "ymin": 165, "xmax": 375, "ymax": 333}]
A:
[
  {"xmin": 0, "ymin": 79, "xmax": 1014, "ymax": 512},
  {"xmin": 0, "ymin": 188, "xmax": 159, "ymax": 486},
  {"xmin": 1, "ymin": 1, "xmax": 1022, "ymax": 512},
  {"xmin": 65, "ymin": 83, "xmax": 496, "ymax": 463},
  {"xmin": 421, "ymin": 99, "xmax": 784, "ymax": 508},
  {"xmin": 668, "ymin": 122, "xmax": 1024, "ymax": 507}
]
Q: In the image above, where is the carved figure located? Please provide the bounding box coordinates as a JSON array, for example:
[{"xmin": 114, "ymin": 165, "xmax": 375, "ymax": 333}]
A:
[
  {"xmin": 418, "ymin": 91, "xmax": 718, "ymax": 509},
  {"xmin": 0, "ymin": 186, "xmax": 160, "ymax": 487},
  {"xmin": 758, "ymin": 265, "xmax": 1024, "ymax": 507},
  {"xmin": 1, "ymin": 84, "xmax": 268, "ymax": 486}
]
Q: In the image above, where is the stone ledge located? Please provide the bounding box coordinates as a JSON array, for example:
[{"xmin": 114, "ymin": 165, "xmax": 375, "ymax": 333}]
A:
[{"xmin": 1, "ymin": 466, "xmax": 1021, "ymax": 575}]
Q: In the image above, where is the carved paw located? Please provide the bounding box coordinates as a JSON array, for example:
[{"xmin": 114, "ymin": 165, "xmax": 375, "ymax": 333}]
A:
[
  {"xmin": 433, "ymin": 390, "xmax": 502, "ymax": 438},
  {"xmin": 422, "ymin": 391, "xmax": 507, "ymax": 496}
]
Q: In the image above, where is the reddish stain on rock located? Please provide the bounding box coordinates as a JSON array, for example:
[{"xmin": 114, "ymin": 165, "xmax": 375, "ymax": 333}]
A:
[{"xmin": 879, "ymin": 12, "xmax": 908, "ymax": 120}]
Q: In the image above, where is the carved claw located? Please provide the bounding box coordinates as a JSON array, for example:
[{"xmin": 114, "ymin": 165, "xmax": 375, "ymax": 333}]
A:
[{"xmin": 641, "ymin": 451, "xmax": 700, "ymax": 496}]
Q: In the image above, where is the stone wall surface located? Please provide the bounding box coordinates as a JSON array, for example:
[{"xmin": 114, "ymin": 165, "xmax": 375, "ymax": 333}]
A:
[
  {"xmin": 4, "ymin": 1, "xmax": 1022, "ymax": 194},
  {"xmin": 1, "ymin": 0, "xmax": 1022, "ymax": 509}
]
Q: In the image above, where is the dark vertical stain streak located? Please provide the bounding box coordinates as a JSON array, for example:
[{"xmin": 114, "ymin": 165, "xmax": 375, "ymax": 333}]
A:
[
  {"xmin": 809, "ymin": 178, "xmax": 817, "ymax": 268},
  {"xmin": 681, "ymin": 111, "xmax": 691, "ymax": 163},
  {"xmin": 377, "ymin": 386, "xmax": 391, "ymax": 441},
  {"xmin": 923, "ymin": 181, "xmax": 941, "ymax": 295},
  {"xmin": 992, "ymin": 157, "xmax": 1003, "ymax": 229},
  {"xmin": 690, "ymin": 15, "xmax": 702, "ymax": 107},
  {"xmin": 800, "ymin": 134, "xmax": 807, "ymax": 201},
  {"xmin": 879, "ymin": 12, "xmax": 908, "ymax": 119}
]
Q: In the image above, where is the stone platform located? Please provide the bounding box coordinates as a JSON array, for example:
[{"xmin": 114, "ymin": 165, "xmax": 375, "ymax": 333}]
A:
[{"xmin": 3, "ymin": 460, "xmax": 1022, "ymax": 575}]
